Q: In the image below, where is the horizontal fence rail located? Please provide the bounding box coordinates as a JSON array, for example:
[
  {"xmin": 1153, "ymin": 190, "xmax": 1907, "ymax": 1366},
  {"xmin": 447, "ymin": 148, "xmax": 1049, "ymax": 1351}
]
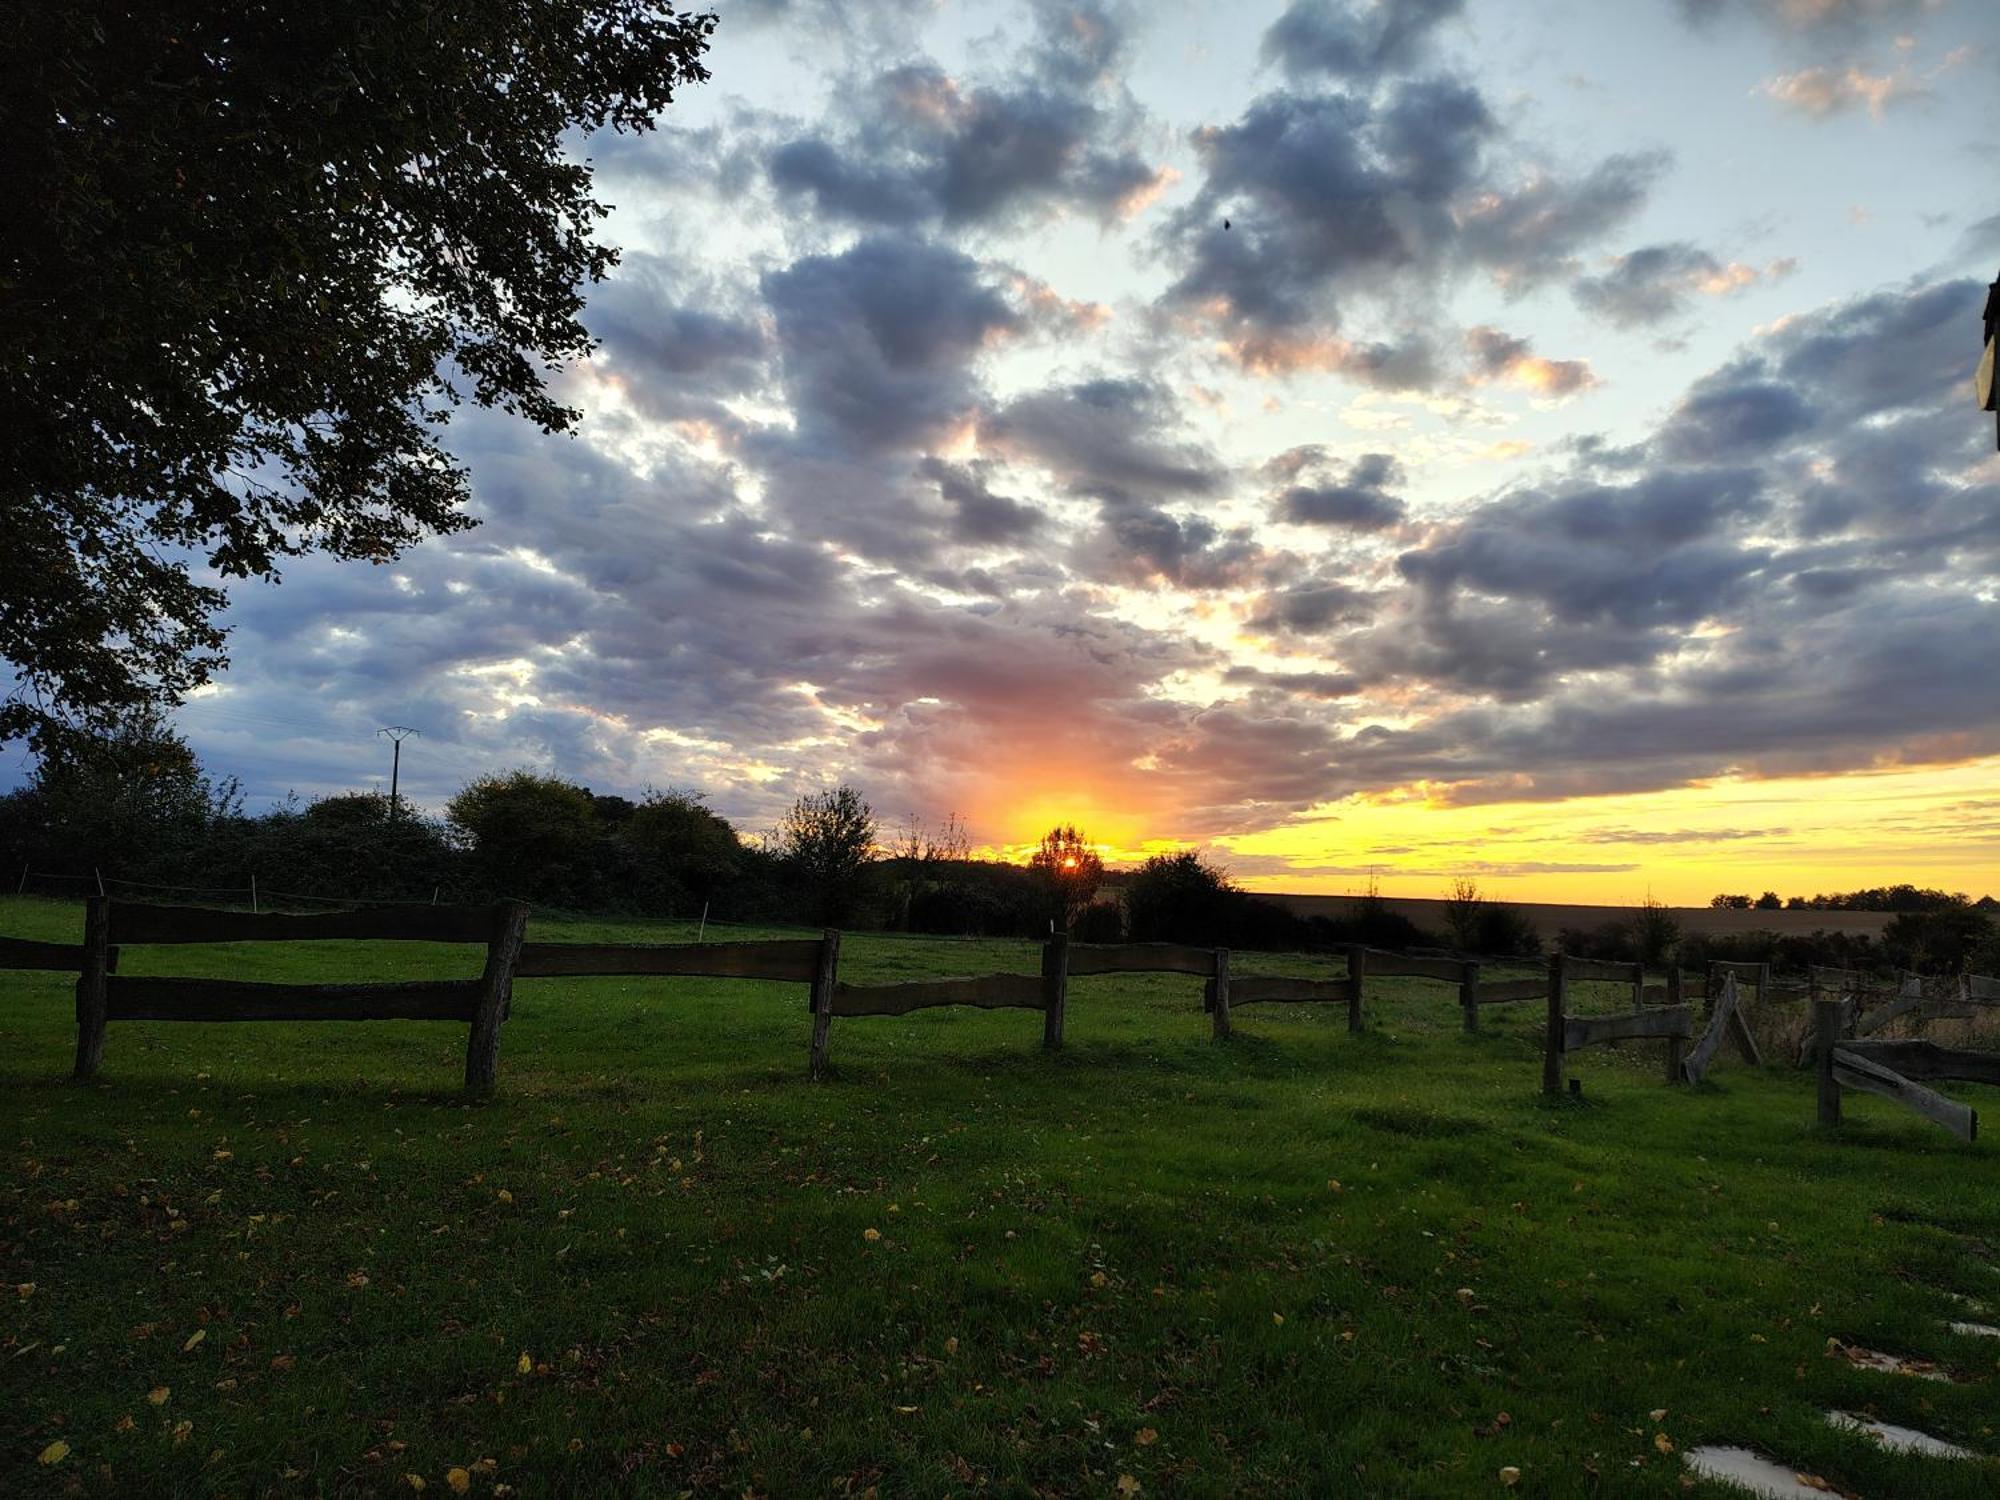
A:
[
  {"xmin": 1838, "ymin": 1038, "xmax": 2000, "ymax": 1087},
  {"xmin": 0, "ymin": 935, "xmax": 116, "ymax": 972},
  {"xmin": 1564, "ymin": 1005, "xmax": 1693, "ymax": 1052}
]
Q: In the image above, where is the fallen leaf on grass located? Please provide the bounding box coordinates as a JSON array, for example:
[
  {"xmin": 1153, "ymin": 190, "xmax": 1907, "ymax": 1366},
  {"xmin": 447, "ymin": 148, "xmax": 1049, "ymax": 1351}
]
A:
[
  {"xmin": 182, "ymin": 1329, "xmax": 206, "ymax": 1352},
  {"xmin": 405, "ymin": 1475, "xmax": 425, "ymax": 1492},
  {"xmin": 863, "ymin": 1228, "xmax": 881, "ymax": 1243},
  {"xmin": 447, "ymin": 1468, "xmax": 470, "ymax": 1494},
  {"xmin": 147, "ymin": 1387, "xmax": 171, "ymax": 1406},
  {"xmin": 38, "ymin": 1440, "xmax": 68, "ymax": 1465},
  {"xmin": 1653, "ymin": 1433, "xmax": 1673, "ymax": 1454},
  {"xmin": 1135, "ymin": 1428, "xmax": 1157, "ymax": 1446},
  {"xmin": 516, "ymin": 1353, "xmax": 532, "ymax": 1375},
  {"xmin": 1499, "ymin": 1466, "xmax": 1520, "ymax": 1486},
  {"xmin": 1116, "ymin": 1477, "xmax": 1141, "ymax": 1497}
]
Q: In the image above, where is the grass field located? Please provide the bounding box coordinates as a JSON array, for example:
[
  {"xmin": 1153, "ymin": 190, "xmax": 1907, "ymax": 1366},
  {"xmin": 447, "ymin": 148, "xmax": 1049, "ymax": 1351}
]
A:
[{"xmin": 4, "ymin": 895, "xmax": 1999, "ymax": 1498}]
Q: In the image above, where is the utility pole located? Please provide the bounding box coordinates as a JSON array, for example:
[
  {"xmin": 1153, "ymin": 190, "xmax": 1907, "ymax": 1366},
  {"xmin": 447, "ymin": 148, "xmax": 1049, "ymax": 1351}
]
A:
[{"xmin": 378, "ymin": 726, "xmax": 419, "ymax": 819}]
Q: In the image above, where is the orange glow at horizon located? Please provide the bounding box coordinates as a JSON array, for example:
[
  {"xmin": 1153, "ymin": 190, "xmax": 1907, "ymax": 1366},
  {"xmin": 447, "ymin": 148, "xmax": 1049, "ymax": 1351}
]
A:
[{"xmin": 967, "ymin": 754, "xmax": 2000, "ymax": 906}]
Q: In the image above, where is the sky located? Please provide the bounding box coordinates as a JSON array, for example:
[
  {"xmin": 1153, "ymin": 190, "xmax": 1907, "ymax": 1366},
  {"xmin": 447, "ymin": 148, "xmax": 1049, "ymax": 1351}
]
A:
[{"xmin": 118, "ymin": 0, "xmax": 2000, "ymax": 903}]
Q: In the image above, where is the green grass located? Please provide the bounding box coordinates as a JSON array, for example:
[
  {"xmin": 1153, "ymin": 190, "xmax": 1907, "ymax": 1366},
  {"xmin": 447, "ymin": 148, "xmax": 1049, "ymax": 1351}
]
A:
[{"xmin": 3, "ymin": 893, "xmax": 1998, "ymax": 1497}]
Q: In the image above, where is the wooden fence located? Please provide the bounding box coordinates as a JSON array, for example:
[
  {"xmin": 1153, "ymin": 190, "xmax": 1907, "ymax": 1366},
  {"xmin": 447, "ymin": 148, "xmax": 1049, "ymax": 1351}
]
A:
[
  {"xmin": 20, "ymin": 903, "xmax": 1995, "ymax": 1117},
  {"xmin": 1540, "ymin": 955, "xmax": 1714, "ymax": 1094},
  {"xmin": 1813, "ymin": 997, "xmax": 1995, "ymax": 1142},
  {"xmin": 69, "ymin": 897, "xmax": 529, "ymax": 1093}
]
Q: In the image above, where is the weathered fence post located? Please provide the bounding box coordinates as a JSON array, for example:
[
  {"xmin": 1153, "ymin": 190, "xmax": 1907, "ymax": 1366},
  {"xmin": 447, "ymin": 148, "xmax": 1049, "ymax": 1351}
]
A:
[
  {"xmin": 1346, "ymin": 945, "xmax": 1366, "ymax": 1033},
  {"xmin": 1814, "ymin": 997, "xmax": 1843, "ymax": 1127},
  {"xmin": 463, "ymin": 900, "xmax": 529, "ymax": 1095},
  {"xmin": 1664, "ymin": 967, "xmax": 1686, "ymax": 1083},
  {"xmin": 1041, "ymin": 932, "xmax": 1069, "ymax": 1051},
  {"xmin": 1755, "ymin": 961, "xmax": 1770, "ymax": 1017},
  {"xmin": 1210, "ymin": 947, "xmax": 1231, "ymax": 1039},
  {"xmin": 808, "ymin": 928, "xmax": 842, "ymax": 1080},
  {"xmin": 1460, "ymin": 960, "xmax": 1480, "ymax": 1034},
  {"xmin": 1542, "ymin": 952, "xmax": 1566, "ymax": 1095},
  {"xmin": 72, "ymin": 896, "xmax": 111, "ymax": 1082}
]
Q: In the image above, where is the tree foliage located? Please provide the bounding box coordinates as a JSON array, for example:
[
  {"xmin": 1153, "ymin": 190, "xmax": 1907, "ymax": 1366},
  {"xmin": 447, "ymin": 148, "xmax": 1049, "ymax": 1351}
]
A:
[
  {"xmin": 775, "ymin": 785, "xmax": 878, "ymax": 924},
  {"xmin": 0, "ymin": 710, "xmax": 237, "ymax": 879},
  {"xmin": 1028, "ymin": 824, "xmax": 1104, "ymax": 931},
  {"xmin": 0, "ymin": 1, "xmax": 715, "ymax": 741},
  {"xmin": 1125, "ymin": 850, "xmax": 1232, "ymax": 944},
  {"xmin": 1442, "ymin": 877, "xmax": 1485, "ymax": 951}
]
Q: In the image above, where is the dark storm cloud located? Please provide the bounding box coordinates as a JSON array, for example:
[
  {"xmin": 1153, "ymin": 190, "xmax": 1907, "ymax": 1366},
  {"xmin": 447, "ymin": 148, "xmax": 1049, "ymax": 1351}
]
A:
[
  {"xmin": 766, "ymin": 4, "xmax": 1164, "ymax": 229},
  {"xmin": 1260, "ymin": 0, "xmax": 1466, "ymax": 82}
]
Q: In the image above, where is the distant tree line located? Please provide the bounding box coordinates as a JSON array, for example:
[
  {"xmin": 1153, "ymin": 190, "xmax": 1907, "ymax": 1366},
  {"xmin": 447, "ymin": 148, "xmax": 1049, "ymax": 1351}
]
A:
[
  {"xmin": 1, "ymin": 715, "xmax": 1992, "ymax": 972},
  {"xmin": 1710, "ymin": 885, "xmax": 1994, "ymax": 913}
]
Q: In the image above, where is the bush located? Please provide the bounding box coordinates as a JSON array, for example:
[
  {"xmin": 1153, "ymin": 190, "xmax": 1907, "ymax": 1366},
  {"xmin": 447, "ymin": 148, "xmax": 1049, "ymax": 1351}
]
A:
[
  {"xmin": 1126, "ymin": 851, "xmax": 1232, "ymax": 944},
  {"xmin": 1072, "ymin": 901, "xmax": 1125, "ymax": 943},
  {"xmin": 1471, "ymin": 902, "xmax": 1541, "ymax": 958}
]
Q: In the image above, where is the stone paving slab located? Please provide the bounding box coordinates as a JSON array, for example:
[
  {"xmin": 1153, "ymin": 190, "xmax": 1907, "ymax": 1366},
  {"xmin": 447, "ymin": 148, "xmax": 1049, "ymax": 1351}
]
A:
[
  {"xmin": 1826, "ymin": 1409, "xmax": 1977, "ymax": 1460},
  {"xmin": 1682, "ymin": 1446, "xmax": 1834, "ymax": 1497}
]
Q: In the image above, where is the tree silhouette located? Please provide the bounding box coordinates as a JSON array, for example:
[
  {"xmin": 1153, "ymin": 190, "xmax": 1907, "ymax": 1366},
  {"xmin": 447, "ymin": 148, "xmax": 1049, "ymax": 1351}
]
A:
[{"xmin": 1028, "ymin": 824, "xmax": 1104, "ymax": 931}]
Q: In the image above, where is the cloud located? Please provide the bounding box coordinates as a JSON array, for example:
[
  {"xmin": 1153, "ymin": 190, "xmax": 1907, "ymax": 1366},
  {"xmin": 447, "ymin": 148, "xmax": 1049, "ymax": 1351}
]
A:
[
  {"xmin": 756, "ymin": 234, "xmax": 1017, "ymax": 478},
  {"xmin": 1260, "ymin": 0, "xmax": 1467, "ymax": 82},
  {"xmin": 766, "ymin": 4, "xmax": 1167, "ymax": 229},
  {"xmin": 1272, "ymin": 451, "xmax": 1409, "ymax": 529},
  {"xmin": 980, "ymin": 377, "xmax": 1226, "ymax": 505},
  {"xmin": 1761, "ymin": 62, "xmax": 1927, "ymax": 118},
  {"xmin": 1464, "ymin": 326, "xmax": 1598, "ymax": 398},
  {"xmin": 1157, "ymin": 66, "xmax": 1661, "ymax": 386},
  {"xmin": 1572, "ymin": 243, "xmax": 1796, "ymax": 326}
]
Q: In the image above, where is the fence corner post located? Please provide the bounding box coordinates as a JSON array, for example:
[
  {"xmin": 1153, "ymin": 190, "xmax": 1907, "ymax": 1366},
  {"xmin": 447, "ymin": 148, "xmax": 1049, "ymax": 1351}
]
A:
[
  {"xmin": 1814, "ymin": 996, "xmax": 1843, "ymax": 1127},
  {"xmin": 72, "ymin": 895, "xmax": 111, "ymax": 1082},
  {"xmin": 1042, "ymin": 931, "xmax": 1069, "ymax": 1052},
  {"xmin": 1346, "ymin": 945, "xmax": 1366, "ymax": 1034},
  {"xmin": 809, "ymin": 929, "xmax": 842, "ymax": 1080},
  {"xmin": 1459, "ymin": 960, "xmax": 1480, "ymax": 1034},
  {"xmin": 464, "ymin": 900, "xmax": 529, "ymax": 1096},
  {"xmin": 1210, "ymin": 948, "xmax": 1231, "ymax": 1039},
  {"xmin": 1664, "ymin": 967, "xmax": 1686, "ymax": 1084},
  {"xmin": 1542, "ymin": 951, "xmax": 1566, "ymax": 1095}
]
